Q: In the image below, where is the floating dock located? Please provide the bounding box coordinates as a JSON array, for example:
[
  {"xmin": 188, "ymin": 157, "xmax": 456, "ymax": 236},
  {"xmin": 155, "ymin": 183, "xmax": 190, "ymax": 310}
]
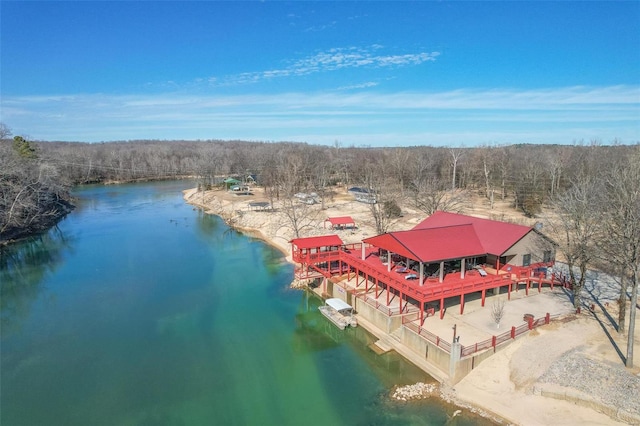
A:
[{"xmin": 318, "ymin": 298, "xmax": 358, "ymax": 330}]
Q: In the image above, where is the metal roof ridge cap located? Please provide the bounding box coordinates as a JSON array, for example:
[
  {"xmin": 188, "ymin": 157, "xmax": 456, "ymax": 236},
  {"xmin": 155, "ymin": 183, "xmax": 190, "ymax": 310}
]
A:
[
  {"xmin": 389, "ymin": 233, "xmax": 424, "ymax": 263},
  {"xmin": 412, "ymin": 223, "xmax": 475, "ymax": 231}
]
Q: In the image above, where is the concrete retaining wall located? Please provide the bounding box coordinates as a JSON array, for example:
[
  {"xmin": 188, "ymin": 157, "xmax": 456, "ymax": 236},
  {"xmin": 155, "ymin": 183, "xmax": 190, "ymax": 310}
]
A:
[
  {"xmin": 349, "ymin": 290, "xmax": 506, "ymax": 384},
  {"xmin": 352, "ymin": 298, "xmax": 402, "ymax": 333},
  {"xmin": 451, "ymin": 347, "xmax": 500, "ymax": 384},
  {"xmin": 320, "ymin": 285, "xmax": 550, "ymax": 388},
  {"xmin": 398, "ymin": 326, "xmax": 450, "ymax": 376}
]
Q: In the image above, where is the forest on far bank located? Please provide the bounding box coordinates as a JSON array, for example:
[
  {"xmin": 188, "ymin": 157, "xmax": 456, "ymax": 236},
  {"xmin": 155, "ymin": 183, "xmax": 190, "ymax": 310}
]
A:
[{"xmin": 1, "ymin": 121, "xmax": 637, "ymax": 243}]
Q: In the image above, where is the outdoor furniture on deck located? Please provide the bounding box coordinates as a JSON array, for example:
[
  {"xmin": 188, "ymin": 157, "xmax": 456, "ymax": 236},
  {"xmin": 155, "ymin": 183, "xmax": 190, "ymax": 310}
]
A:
[{"xmin": 396, "ymin": 267, "xmax": 408, "ymax": 273}]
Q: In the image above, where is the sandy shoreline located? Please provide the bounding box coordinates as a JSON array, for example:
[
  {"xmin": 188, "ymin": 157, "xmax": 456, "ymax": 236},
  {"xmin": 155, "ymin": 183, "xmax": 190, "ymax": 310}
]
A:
[{"xmin": 184, "ymin": 186, "xmax": 640, "ymax": 426}]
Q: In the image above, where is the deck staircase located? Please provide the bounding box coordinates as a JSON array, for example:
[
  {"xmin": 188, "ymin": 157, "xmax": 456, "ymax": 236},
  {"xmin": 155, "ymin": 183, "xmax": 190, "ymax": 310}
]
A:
[{"xmin": 371, "ymin": 325, "xmax": 403, "ymax": 354}]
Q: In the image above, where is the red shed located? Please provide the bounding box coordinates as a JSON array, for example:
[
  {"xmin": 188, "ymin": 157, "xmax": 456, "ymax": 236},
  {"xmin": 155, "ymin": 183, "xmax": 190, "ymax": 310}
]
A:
[{"xmin": 324, "ymin": 216, "xmax": 356, "ymax": 230}]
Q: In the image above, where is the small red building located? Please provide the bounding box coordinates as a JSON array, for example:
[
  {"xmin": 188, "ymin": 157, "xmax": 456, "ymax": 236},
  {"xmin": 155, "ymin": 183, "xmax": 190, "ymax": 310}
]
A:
[{"xmin": 324, "ymin": 216, "xmax": 356, "ymax": 230}]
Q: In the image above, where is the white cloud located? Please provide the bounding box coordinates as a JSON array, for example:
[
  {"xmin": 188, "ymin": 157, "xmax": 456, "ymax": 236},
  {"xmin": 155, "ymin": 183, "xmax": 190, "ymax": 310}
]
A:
[
  {"xmin": 337, "ymin": 82, "xmax": 380, "ymax": 90},
  {"xmin": 2, "ymin": 85, "xmax": 638, "ymax": 145},
  {"xmin": 209, "ymin": 46, "xmax": 439, "ymax": 86}
]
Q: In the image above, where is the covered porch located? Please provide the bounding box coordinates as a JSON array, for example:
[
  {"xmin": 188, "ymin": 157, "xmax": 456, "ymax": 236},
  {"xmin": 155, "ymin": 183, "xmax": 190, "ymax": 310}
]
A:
[
  {"xmin": 361, "ymin": 225, "xmax": 489, "ymax": 287},
  {"xmin": 324, "ymin": 216, "xmax": 357, "ymax": 230}
]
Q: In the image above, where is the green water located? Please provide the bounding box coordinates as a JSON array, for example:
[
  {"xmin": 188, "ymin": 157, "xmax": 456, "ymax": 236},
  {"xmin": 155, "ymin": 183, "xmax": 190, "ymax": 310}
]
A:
[{"xmin": 1, "ymin": 181, "xmax": 494, "ymax": 426}]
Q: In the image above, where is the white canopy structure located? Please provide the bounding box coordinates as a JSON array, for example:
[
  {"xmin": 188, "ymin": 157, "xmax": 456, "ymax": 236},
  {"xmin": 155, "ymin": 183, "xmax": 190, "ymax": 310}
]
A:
[{"xmin": 325, "ymin": 298, "xmax": 353, "ymax": 313}]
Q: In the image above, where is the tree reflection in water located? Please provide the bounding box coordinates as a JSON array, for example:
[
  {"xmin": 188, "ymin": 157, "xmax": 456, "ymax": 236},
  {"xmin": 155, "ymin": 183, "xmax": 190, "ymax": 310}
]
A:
[{"xmin": 0, "ymin": 226, "xmax": 72, "ymax": 335}]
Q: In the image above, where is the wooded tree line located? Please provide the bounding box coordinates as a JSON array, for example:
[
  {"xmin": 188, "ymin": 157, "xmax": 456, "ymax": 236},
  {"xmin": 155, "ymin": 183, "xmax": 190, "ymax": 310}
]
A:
[
  {"xmin": 29, "ymin": 135, "xmax": 638, "ymax": 214},
  {"xmin": 2, "ymin": 124, "xmax": 638, "ymax": 239},
  {"xmin": 0, "ymin": 124, "xmax": 74, "ymax": 242}
]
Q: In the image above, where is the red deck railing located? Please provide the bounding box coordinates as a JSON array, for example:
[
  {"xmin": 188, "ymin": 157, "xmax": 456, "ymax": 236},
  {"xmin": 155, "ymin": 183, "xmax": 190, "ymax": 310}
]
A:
[
  {"xmin": 458, "ymin": 312, "xmax": 559, "ymax": 357},
  {"xmin": 355, "ymin": 293, "xmax": 402, "ymax": 316},
  {"xmin": 399, "ymin": 312, "xmax": 561, "ymax": 357},
  {"xmin": 402, "ymin": 312, "xmax": 452, "ymax": 353},
  {"xmin": 339, "ymin": 250, "xmax": 515, "ymax": 304},
  {"xmin": 295, "ymin": 244, "xmax": 558, "ymax": 305}
]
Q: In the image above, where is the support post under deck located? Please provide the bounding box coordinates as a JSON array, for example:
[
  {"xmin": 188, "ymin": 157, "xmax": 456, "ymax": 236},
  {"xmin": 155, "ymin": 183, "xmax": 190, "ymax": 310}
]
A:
[{"xmin": 375, "ymin": 276, "xmax": 379, "ymax": 298}]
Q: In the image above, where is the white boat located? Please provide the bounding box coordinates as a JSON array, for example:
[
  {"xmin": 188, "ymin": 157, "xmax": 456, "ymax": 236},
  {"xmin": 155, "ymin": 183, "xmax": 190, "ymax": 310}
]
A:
[{"xmin": 318, "ymin": 298, "xmax": 358, "ymax": 329}]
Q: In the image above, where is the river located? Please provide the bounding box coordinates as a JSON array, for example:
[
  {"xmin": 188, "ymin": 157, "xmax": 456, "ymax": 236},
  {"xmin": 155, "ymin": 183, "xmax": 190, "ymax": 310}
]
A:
[{"xmin": 1, "ymin": 180, "xmax": 494, "ymax": 425}]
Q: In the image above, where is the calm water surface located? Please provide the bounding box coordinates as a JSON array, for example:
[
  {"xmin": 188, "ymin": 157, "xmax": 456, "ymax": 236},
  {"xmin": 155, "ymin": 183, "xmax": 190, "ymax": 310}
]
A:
[{"xmin": 1, "ymin": 181, "xmax": 494, "ymax": 426}]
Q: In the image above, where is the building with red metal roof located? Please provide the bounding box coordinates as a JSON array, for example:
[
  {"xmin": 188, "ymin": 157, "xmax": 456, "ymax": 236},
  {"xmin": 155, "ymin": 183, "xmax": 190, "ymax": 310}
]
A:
[
  {"xmin": 412, "ymin": 211, "xmax": 532, "ymax": 256},
  {"xmin": 363, "ymin": 224, "xmax": 486, "ymax": 264},
  {"xmin": 324, "ymin": 216, "xmax": 356, "ymax": 230},
  {"xmin": 363, "ymin": 211, "xmax": 554, "ymax": 285},
  {"xmin": 290, "ymin": 211, "xmax": 556, "ymax": 326},
  {"xmin": 290, "ymin": 235, "xmax": 344, "ymax": 265}
]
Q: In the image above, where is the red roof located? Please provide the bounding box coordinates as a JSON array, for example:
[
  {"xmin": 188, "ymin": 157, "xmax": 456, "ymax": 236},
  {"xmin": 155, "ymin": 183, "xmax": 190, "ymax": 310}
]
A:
[
  {"xmin": 291, "ymin": 234, "xmax": 344, "ymax": 250},
  {"xmin": 412, "ymin": 211, "xmax": 532, "ymax": 255},
  {"xmin": 363, "ymin": 224, "xmax": 486, "ymax": 263},
  {"xmin": 325, "ymin": 216, "xmax": 356, "ymax": 226}
]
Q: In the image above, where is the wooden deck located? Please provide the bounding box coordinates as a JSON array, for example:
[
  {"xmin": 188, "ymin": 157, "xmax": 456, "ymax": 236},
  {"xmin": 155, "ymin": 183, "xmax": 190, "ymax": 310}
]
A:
[{"xmin": 294, "ymin": 243, "xmax": 557, "ymax": 323}]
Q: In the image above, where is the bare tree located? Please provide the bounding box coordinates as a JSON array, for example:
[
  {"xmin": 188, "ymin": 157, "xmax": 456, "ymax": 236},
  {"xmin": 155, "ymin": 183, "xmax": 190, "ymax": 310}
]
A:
[
  {"xmin": 387, "ymin": 148, "xmax": 412, "ymax": 196},
  {"xmin": 467, "ymin": 144, "xmax": 496, "ymax": 207},
  {"xmin": 274, "ymin": 151, "xmax": 318, "ymax": 239},
  {"xmin": 277, "ymin": 196, "xmax": 320, "ymax": 239},
  {"xmin": 411, "ymin": 175, "xmax": 465, "ymax": 216},
  {"xmin": 546, "ymin": 146, "xmax": 570, "ymax": 197},
  {"xmin": 495, "ymin": 145, "xmax": 510, "ymax": 200},
  {"xmin": 480, "ymin": 147, "xmax": 493, "ymax": 200},
  {"xmin": 545, "ymin": 175, "xmax": 603, "ymax": 311},
  {"xmin": 599, "ymin": 147, "xmax": 640, "ymax": 368},
  {"xmin": 364, "ymin": 160, "xmax": 400, "ymax": 235},
  {"xmin": 1, "ymin": 135, "xmax": 72, "ymax": 241},
  {"xmin": 0, "ymin": 122, "xmax": 12, "ymax": 140},
  {"xmin": 449, "ymin": 147, "xmax": 464, "ymax": 191},
  {"xmin": 309, "ymin": 149, "xmax": 333, "ymax": 210},
  {"xmin": 505, "ymin": 145, "xmax": 550, "ymax": 218},
  {"xmin": 491, "ymin": 299, "xmax": 506, "ymax": 329}
]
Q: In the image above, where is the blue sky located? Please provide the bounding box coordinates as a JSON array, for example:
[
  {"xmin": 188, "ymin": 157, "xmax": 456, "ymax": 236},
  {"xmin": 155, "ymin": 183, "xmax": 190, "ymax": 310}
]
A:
[{"xmin": 1, "ymin": 1, "xmax": 639, "ymax": 146}]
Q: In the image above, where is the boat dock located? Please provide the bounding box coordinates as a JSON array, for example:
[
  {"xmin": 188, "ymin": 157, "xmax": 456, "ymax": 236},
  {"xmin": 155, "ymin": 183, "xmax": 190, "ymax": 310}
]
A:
[{"xmin": 318, "ymin": 298, "xmax": 358, "ymax": 330}]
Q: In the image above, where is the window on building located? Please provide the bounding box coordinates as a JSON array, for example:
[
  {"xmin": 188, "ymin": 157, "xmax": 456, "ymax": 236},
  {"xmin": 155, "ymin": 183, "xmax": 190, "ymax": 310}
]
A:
[
  {"xmin": 523, "ymin": 254, "xmax": 531, "ymax": 267},
  {"xmin": 543, "ymin": 250, "xmax": 552, "ymax": 263}
]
